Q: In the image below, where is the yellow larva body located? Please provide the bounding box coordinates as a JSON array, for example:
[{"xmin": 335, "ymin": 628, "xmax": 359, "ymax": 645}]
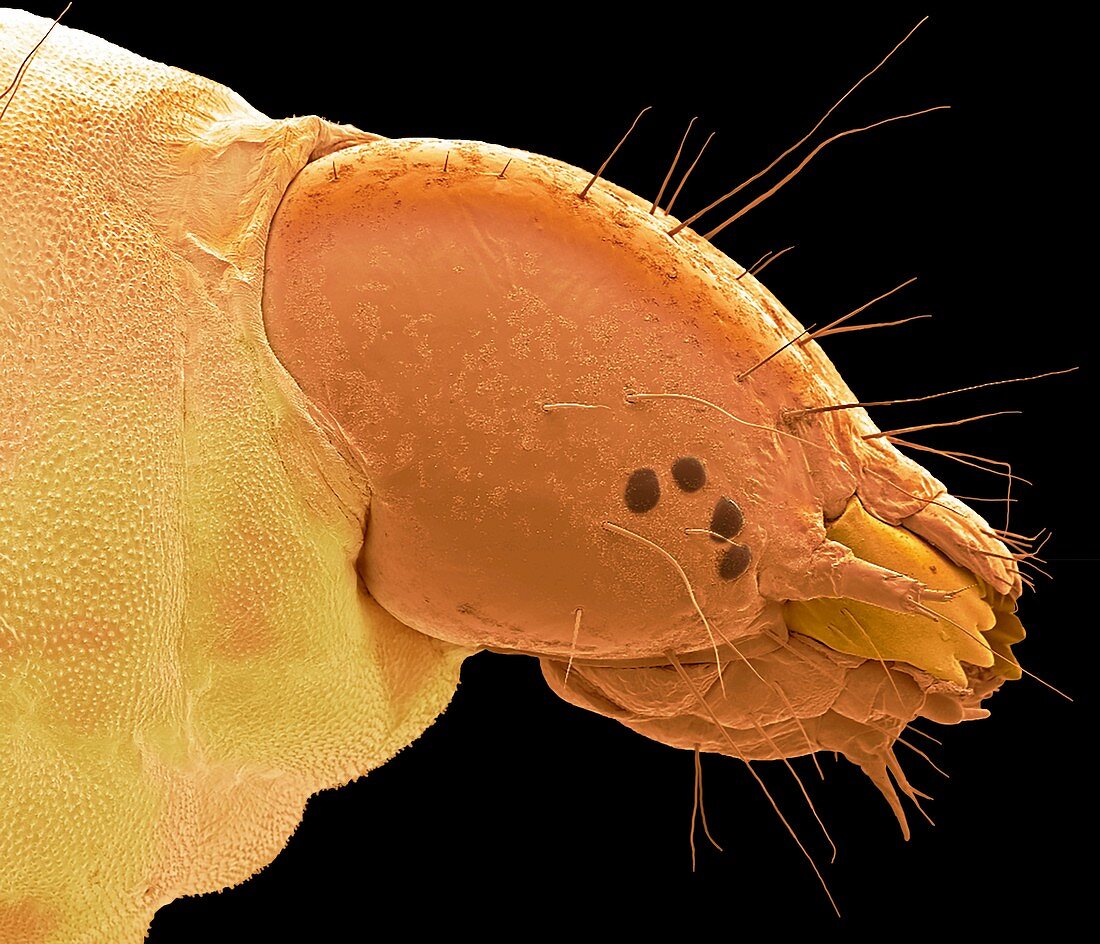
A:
[{"xmin": 1, "ymin": 12, "xmax": 465, "ymax": 941}]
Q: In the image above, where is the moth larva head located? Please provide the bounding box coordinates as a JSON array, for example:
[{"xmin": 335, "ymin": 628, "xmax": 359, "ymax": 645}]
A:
[
  {"xmin": 262, "ymin": 138, "xmax": 839, "ymax": 660},
  {"xmin": 262, "ymin": 137, "xmax": 1029, "ymax": 806}
]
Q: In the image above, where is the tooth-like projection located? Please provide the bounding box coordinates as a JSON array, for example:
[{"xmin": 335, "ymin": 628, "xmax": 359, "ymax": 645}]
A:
[
  {"xmin": 902, "ymin": 492, "xmax": 1022, "ymax": 598},
  {"xmin": 784, "ymin": 498, "xmax": 1000, "ymax": 686}
]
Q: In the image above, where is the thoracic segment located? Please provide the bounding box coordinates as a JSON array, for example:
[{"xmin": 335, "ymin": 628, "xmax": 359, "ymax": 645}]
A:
[{"xmin": 1, "ymin": 13, "xmax": 467, "ymax": 942}]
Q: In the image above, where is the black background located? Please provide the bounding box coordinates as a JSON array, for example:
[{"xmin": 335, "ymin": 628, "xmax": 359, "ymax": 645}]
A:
[{"xmin": 14, "ymin": 3, "xmax": 1092, "ymax": 938}]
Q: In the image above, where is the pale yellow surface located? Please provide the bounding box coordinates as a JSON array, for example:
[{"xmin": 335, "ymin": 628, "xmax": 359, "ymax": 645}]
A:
[
  {"xmin": 0, "ymin": 12, "xmax": 468, "ymax": 942},
  {"xmin": 785, "ymin": 498, "xmax": 997, "ymax": 686}
]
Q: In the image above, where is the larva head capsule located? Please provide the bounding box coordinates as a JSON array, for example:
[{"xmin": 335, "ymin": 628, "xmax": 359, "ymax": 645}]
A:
[
  {"xmin": 264, "ymin": 138, "xmax": 815, "ymax": 658},
  {"xmin": 263, "ymin": 137, "xmax": 1026, "ymax": 820}
]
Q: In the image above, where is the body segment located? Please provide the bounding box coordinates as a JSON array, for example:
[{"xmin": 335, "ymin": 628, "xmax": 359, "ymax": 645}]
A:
[{"xmin": 1, "ymin": 13, "xmax": 465, "ymax": 941}]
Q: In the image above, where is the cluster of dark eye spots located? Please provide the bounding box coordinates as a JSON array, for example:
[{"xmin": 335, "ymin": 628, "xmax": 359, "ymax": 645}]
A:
[
  {"xmin": 671, "ymin": 456, "xmax": 706, "ymax": 492},
  {"xmin": 707, "ymin": 496, "xmax": 751, "ymax": 581},
  {"xmin": 624, "ymin": 468, "xmax": 661, "ymax": 513},
  {"xmin": 625, "ymin": 457, "xmax": 706, "ymax": 515},
  {"xmin": 621, "ymin": 464, "xmax": 752, "ymax": 581}
]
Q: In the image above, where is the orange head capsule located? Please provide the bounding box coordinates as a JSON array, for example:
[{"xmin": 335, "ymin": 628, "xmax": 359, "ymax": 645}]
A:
[{"xmin": 262, "ymin": 138, "xmax": 1028, "ymax": 797}]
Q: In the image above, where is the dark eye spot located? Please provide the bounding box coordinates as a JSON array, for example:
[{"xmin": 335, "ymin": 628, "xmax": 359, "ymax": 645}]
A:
[
  {"xmin": 709, "ymin": 496, "xmax": 744, "ymax": 541},
  {"xmin": 718, "ymin": 544, "xmax": 752, "ymax": 581},
  {"xmin": 671, "ymin": 456, "xmax": 706, "ymax": 492},
  {"xmin": 624, "ymin": 468, "xmax": 660, "ymax": 513}
]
